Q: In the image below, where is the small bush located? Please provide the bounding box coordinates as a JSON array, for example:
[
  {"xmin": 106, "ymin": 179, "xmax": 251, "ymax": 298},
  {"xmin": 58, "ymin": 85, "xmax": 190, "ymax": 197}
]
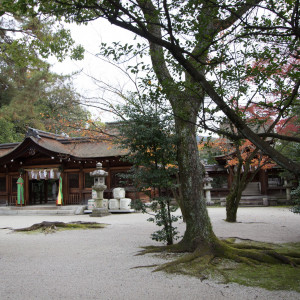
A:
[
  {"xmin": 132, "ymin": 197, "xmax": 181, "ymax": 245},
  {"xmin": 290, "ymin": 184, "xmax": 300, "ymax": 214}
]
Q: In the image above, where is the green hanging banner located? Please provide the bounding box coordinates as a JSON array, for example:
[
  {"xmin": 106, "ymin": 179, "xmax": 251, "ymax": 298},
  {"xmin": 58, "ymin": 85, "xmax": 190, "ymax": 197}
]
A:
[
  {"xmin": 56, "ymin": 176, "xmax": 63, "ymax": 205},
  {"xmin": 17, "ymin": 177, "xmax": 24, "ymax": 205}
]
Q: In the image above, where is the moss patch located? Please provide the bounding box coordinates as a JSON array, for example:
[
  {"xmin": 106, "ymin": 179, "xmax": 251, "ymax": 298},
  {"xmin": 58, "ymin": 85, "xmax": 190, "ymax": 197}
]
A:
[
  {"xmin": 152, "ymin": 240, "xmax": 300, "ymax": 292},
  {"xmin": 14, "ymin": 221, "xmax": 107, "ymax": 234},
  {"xmin": 226, "ymin": 262, "xmax": 300, "ymax": 292}
]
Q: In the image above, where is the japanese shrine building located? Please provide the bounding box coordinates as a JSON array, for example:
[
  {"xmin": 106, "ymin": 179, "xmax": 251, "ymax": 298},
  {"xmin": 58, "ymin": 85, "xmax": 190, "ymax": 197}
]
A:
[
  {"xmin": 0, "ymin": 127, "xmax": 291, "ymax": 207},
  {"xmin": 207, "ymin": 154, "xmax": 291, "ymax": 205},
  {"xmin": 0, "ymin": 128, "xmax": 132, "ymax": 206}
]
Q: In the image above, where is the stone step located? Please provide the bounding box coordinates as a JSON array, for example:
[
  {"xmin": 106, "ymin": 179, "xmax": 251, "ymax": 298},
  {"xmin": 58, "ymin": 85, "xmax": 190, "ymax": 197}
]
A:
[
  {"xmin": 84, "ymin": 209, "xmax": 135, "ymax": 214},
  {"xmin": 242, "ymin": 182, "xmax": 261, "ymax": 196},
  {"xmin": 218, "ymin": 197, "xmax": 266, "ymax": 207},
  {"xmin": 239, "ymin": 201, "xmax": 264, "ymax": 207},
  {"xmin": 0, "ymin": 209, "xmax": 75, "ymax": 216},
  {"xmin": 9, "ymin": 205, "xmax": 75, "ymax": 210},
  {"xmin": 0, "ymin": 205, "xmax": 85, "ymax": 216}
]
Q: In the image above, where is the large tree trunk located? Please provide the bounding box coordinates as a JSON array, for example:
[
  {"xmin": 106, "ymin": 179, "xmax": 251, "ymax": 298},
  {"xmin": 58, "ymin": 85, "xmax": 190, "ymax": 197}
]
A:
[
  {"xmin": 142, "ymin": 1, "xmax": 219, "ymax": 251},
  {"xmin": 147, "ymin": 43, "xmax": 218, "ymax": 250},
  {"xmin": 225, "ymin": 152, "xmax": 261, "ymax": 222},
  {"xmin": 226, "ymin": 188, "xmax": 243, "ymax": 223},
  {"xmin": 225, "ymin": 163, "xmax": 244, "ymax": 223},
  {"xmin": 174, "ymin": 111, "xmax": 218, "ymax": 251}
]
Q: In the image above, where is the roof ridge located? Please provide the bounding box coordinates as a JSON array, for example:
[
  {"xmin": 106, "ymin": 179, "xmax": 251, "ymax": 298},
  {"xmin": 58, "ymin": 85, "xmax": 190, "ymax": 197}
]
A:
[
  {"xmin": 26, "ymin": 127, "xmax": 70, "ymax": 140},
  {"xmin": 0, "ymin": 142, "xmax": 20, "ymax": 149}
]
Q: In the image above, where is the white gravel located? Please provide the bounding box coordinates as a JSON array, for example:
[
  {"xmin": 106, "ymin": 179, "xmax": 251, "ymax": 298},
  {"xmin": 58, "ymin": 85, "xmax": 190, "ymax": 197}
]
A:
[{"xmin": 0, "ymin": 207, "xmax": 299, "ymax": 300}]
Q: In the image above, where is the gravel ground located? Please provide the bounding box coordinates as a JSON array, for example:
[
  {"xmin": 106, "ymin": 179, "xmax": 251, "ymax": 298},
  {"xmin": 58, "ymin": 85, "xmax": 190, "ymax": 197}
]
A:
[{"xmin": 0, "ymin": 207, "xmax": 299, "ymax": 300}]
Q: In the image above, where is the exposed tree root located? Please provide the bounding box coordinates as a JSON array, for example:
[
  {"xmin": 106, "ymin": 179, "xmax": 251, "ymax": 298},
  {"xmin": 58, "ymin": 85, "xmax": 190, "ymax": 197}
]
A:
[
  {"xmin": 223, "ymin": 240, "xmax": 273, "ymax": 251},
  {"xmin": 130, "ymin": 264, "xmax": 159, "ymax": 269},
  {"xmin": 291, "ymin": 258, "xmax": 300, "ymax": 264},
  {"xmin": 14, "ymin": 221, "xmax": 106, "ymax": 234},
  {"xmin": 136, "ymin": 243, "xmax": 188, "ymax": 256},
  {"xmin": 137, "ymin": 238, "xmax": 300, "ymax": 280},
  {"xmin": 279, "ymin": 252, "xmax": 300, "ymax": 259}
]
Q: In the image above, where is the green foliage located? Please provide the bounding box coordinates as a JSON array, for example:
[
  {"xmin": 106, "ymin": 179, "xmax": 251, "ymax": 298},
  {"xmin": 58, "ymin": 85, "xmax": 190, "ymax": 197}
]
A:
[
  {"xmin": 0, "ymin": 66, "xmax": 89, "ymax": 142},
  {"xmin": 34, "ymin": 75, "xmax": 90, "ymax": 135},
  {"xmin": 0, "ymin": 5, "xmax": 84, "ymax": 64},
  {"xmin": 0, "ymin": 118, "xmax": 22, "ymax": 143},
  {"xmin": 25, "ymin": 1, "xmax": 300, "ymax": 160},
  {"xmin": 290, "ymin": 185, "xmax": 300, "ymax": 214},
  {"xmin": 9, "ymin": 0, "xmax": 299, "ymax": 155},
  {"xmin": 0, "ymin": 6, "xmax": 87, "ymax": 142},
  {"xmin": 143, "ymin": 197, "xmax": 180, "ymax": 244},
  {"xmin": 277, "ymin": 107, "xmax": 300, "ymax": 182},
  {"xmin": 117, "ymin": 95, "xmax": 181, "ymax": 245}
]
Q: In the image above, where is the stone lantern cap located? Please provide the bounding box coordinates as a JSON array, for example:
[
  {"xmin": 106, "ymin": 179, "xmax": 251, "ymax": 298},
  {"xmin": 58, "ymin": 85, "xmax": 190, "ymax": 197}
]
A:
[
  {"xmin": 90, "ymin": 162, "xmax": 108, "ymax": 178},
  {"xmin": 203, "ymin": 172, "xmax": 213, "ymax": 183},
  {"xmin": 203, "ymin": 172, "xmax": 213, "ymax": 190}
]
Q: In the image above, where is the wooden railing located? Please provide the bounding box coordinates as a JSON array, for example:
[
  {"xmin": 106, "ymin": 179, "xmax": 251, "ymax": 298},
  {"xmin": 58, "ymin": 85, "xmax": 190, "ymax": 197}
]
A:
[
  {"xmin": 9, "ymin": 195, "xmax": 17, "ymax": 206},
  {"xmin": 67, "ymin": 193, "xmax": 80, "ymax": 205}
]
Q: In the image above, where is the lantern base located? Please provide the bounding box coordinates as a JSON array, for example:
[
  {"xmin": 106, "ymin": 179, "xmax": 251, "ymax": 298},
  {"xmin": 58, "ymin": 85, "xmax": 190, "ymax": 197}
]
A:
[{"xmin": 90, "ymin": 207, "xmax": 110, "ymax": 217}]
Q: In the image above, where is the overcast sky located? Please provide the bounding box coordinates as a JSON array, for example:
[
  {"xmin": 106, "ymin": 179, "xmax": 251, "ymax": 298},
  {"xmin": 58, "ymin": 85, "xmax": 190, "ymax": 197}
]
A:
[{"xmin": 49, "ymin": 19, "xmax": 139, "ymax": 122}]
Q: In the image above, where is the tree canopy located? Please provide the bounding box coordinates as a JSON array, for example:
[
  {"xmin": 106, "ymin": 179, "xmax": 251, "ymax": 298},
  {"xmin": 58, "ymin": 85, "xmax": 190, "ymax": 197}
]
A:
[
  {"xmin": 0, "ymin": 66, "xmax": 90, "ymax": 142},
  {"xmin": 0, "ymin": 3, "xmax": 84, "ymax": 65},
  {"xmin": 0, "ymin": 8, "xmax": 89, "ymax": 142},
  {"xmin": 15, "ymin": 0, "xmax": 299, "ymax": 173}
]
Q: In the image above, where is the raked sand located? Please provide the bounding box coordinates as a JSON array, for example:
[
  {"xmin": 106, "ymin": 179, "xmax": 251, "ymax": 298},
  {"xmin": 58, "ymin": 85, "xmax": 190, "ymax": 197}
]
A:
[{"xmin": 0, "ymin": 207, "xmax": 299, "ymax": 300}]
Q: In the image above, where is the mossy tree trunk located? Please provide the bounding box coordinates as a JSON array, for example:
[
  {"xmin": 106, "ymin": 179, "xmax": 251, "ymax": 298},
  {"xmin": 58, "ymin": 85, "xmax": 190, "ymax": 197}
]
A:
[
  {"xmin": 172, "ymin": 103, "xmax": 219, "ymax": 252},
  {"xmin": 147, "ymin": 13, "xmax": 220, "ymax": 252},
  {"xmin": 226, "ymin": 190, "xmax": 243, "ymax": 223},
  {"xmin": 225, "ymin": 161, "xmax": 246, "ymax": 223},
  {"xmin": 225, "ymin": 148, "xmax": 260, "ymax": 223}
]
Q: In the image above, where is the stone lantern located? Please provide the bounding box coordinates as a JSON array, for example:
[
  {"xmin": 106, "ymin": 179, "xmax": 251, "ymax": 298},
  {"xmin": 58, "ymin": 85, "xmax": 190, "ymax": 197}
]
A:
[
  {"xmin": 283, "ymin": 178, "xmax": 293, "ymax": 202},
  {"xmin": 203, "ymin": 172, "xmax": 214, "ymax": 205},
  {"xmin": 89, "ymin": 162, "xmax": 110, "ymax": 217}
]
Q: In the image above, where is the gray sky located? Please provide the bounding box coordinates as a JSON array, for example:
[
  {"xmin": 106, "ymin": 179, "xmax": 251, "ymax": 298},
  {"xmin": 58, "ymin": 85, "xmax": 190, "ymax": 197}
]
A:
[{"xmin": 49, "ymin": 19, "xmax": 138, "ymax": 122}]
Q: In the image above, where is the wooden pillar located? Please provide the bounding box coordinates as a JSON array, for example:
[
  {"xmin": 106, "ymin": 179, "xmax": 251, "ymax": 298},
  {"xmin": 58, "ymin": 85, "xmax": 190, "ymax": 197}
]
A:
[
  {"xmin": 62, "ymin": 171, "xmax": 67, "ymax": 205},
  {"xmin": 25, "ymin": 172, "xmax": 29, "ymax": 205},
  {"xmin": 44, "ymin": 180, "xmax": 48, "ymax": 204},
  {"xmin": 79, "ymin": 167, "xmax": 83, "ymax": 203},
  {"xmin": 8, "ymin": 174, "xmax": 11, "ymax": 202},
  {"xmin": 260, "ymin": 169, "xmax": 268, "ymax": 195},
  {"xmin": 107, "ymin": 167, "xmax": 111, "ymax": 190},
  {"xmin": 5, "ymin": 173, "xmax": 9, "ymax": 205},
  {"xmin": 105, "ymin": 159, "xmax": 111, "ymax": 190},
  {"xmin": 228, "ymin": 168, "xmax": 234, "ymax": 189}
]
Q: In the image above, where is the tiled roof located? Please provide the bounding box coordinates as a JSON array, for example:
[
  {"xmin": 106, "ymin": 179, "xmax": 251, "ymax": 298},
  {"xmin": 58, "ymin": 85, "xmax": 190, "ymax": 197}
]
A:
[
  {"xmin": 0, "ymin": 143, "xmax": 20, "ymax": 157},
  {"xmin": 30, "ymin": 135, "xmax": 127, "ymax": 158},
  {"xmin": 0, "ymin": 128, "xmax": 128, "ymax": 162}
]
